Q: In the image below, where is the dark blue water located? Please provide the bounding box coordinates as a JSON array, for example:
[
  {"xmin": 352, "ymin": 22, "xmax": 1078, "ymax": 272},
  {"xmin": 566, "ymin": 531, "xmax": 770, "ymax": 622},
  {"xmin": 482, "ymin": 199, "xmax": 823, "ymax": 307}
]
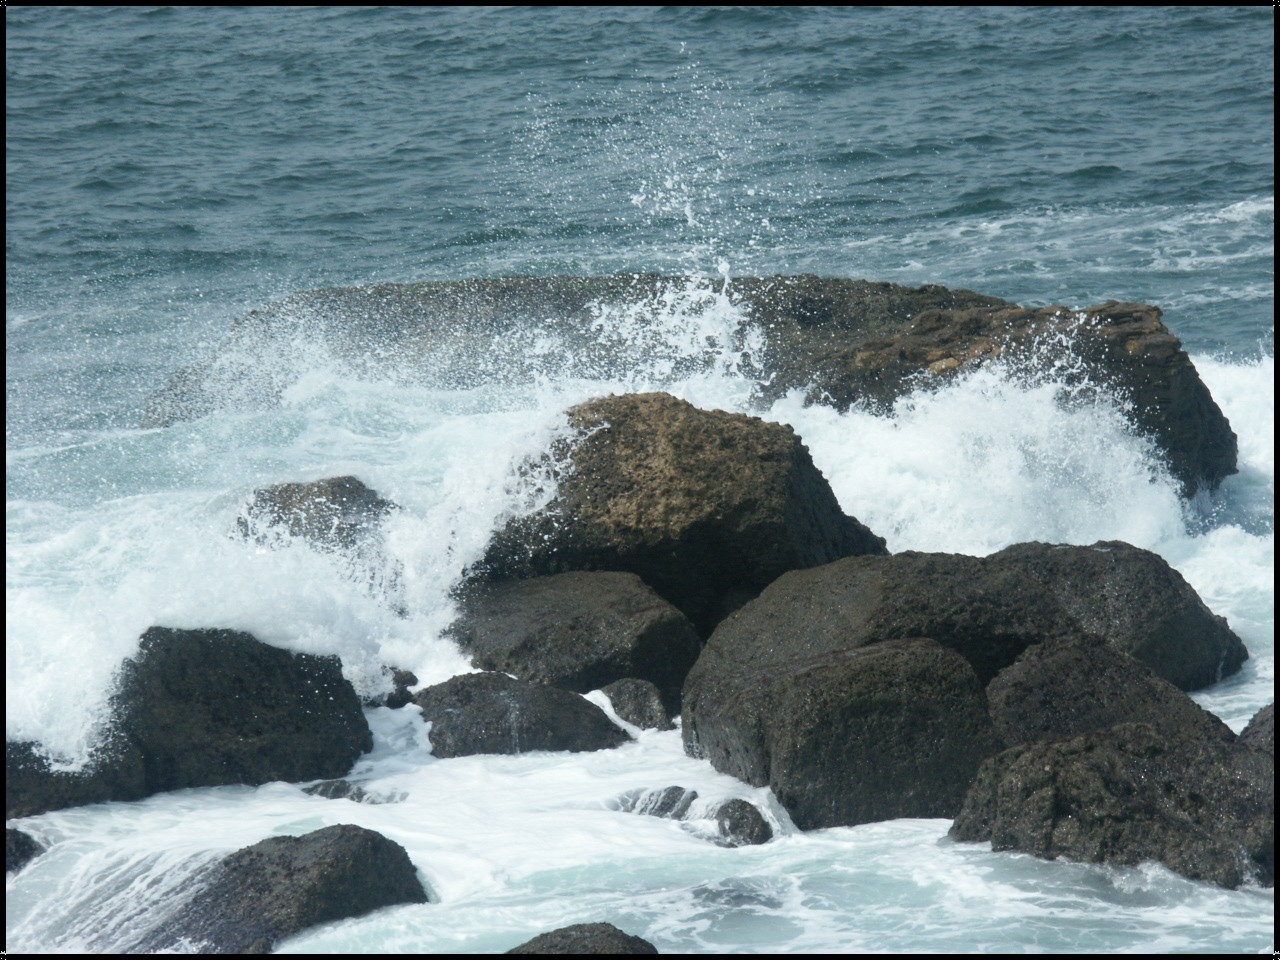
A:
[{"xmin": 6, "ymin": 7, "xmax": 1274, "ymax": 953}]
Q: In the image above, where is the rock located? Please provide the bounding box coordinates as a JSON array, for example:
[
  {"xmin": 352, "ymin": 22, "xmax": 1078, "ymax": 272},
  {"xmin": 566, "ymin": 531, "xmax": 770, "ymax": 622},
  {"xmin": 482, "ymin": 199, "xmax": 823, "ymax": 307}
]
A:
[
  {"xmin": 449, "ymin": 573, "xmax": 700, "ymax": 712},
  {"xmin": 303, "ymin": 779, "xmax": 374, "ymax": 803},
  {"xmin": 137, "ymin": 824, "xmax": 427, "ymax": 953},
  {"xmin": 237, "ymin": 475, "xmax": 395, "ymax": 552},
  {"xmin": 1240, "ymin": 703, "xmax": 1274, "ymax": 754},
  {"xmin": 950, "ymin": 723, "xmax": 1273, "ymax": 889},
  {"xmin": 713, "ymin": 799, "xmax": 773, "ymax": 847},
  {"xmin": 684, "ymin": 635, "xmax": 1000, "ymax": 830},
  {"xmin": 7, "ymin": 627, "xmax": 372, "ymax": 818},
  {"xmin": 414, "ymin": 672, "xmax": 629, "ymax": 758},
  {"xmin": 601, "ymin": 678, "xmax": 675, "ymax": 731},
  {"xmin": 507, "ymin": 922, "xmax": 658, "ymax": 955},
  {"xmin": 986, "ymin": 541, "xmax": 1247, "ymax": 690},
  {"xmin": 479, "ymin": 392, "xmax": 886, "ymax": 635},
  {"xmin": 691, "ymin": 552, "xmax": 1075, "ymax": 687},
  {"xmin": 143, "ymin": 277, "xmax": 1236, "ymax": 496},
  {"xmin": 7, "ymin": 828, "xmax": 44, "ymax": 874},
  {"xmin": 618, "ymin": 786, "xmax": 699, "ymax": 819},
  {"xmin": 363, "ymin": 667, "xmax": 418, "ymax": 709},
  {"xmin": 986, "ymin": 634, "xmax": 1235, "ymax": 747}
]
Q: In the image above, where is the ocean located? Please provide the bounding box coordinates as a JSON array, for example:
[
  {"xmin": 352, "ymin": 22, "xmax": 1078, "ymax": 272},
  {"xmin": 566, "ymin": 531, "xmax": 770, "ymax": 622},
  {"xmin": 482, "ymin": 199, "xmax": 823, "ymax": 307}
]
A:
[{"xmin": 5, "ymin": 6, "xmax": 1273, "ymax": 953}]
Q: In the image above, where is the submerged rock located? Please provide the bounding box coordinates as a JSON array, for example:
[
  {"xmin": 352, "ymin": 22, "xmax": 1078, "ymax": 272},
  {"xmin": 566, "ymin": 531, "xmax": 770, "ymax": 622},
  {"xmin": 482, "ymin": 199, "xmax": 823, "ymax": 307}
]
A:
[
  {"xmin": 142, "ymin": 276, "xmax": 1236, "ymax": 496},
  {"xmin": 302, "ymin": 779, "xmax": 375, "ymax": 803},
  {"xmin": 618, "ymin": 786, "xmax": 700, "ymax": 820},
  {"xmin": 950, "ymin": 723, "xmax": 1273, "ymax": 889},
  {"xmin": 986, "ymin": 541, "xmax": 1247, "ymax": 690},
  {"xmin": 986, "ymin": 634, "xmax": 1235, "ymax": 747},
  {"xmin": 449, "ymin": 572, "xmax": 700, "ymax": 713},
  {"xmin": 6, "ymin": 828, "xmax": 45, "ymax": 874},
  {"xmin": 7, "ymin": 627, "xmax": 371, "ymax": 818},
  {"xmin": 138, "ymin": 824, "xmax": 427, "ymax": 953},
  {"xmin": 601, "ymin": 678, "xmax": 676, "ymax": 731},
  {"xmin": 507, "ymin": 922, "xmax": 658, "ymax": 955},
  {"xmin": 479, "ymin": 392, "xmax": 886, "ymax": 635},
  {"xmin": 684, "ymin": 634, "xmax": 1000, "ymax": 830},
  {"xmin": 414, "ymin": 672, "xmax": 629, "ymax": 758},
  {"xmin": 237, "ymin": 475, "xmax": 396, "ymax": 552}
]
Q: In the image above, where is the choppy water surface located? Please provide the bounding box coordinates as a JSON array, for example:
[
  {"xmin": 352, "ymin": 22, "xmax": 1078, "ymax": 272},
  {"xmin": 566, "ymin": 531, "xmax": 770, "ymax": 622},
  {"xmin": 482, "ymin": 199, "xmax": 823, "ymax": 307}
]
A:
[{"xmin": 6, "ymin": 7, "xmax": 1273, "ymax": 953}]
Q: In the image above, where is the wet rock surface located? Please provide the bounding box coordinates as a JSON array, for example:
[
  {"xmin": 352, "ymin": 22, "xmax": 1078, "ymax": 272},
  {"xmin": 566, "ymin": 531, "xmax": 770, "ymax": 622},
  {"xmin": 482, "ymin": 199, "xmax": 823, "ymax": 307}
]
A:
[
  {"xmin": 414, "ymin": 672, "xmax": 629, "ymax": 758},
  {"xmin": 507, "ymin": 921, "xmax": 659, "ymax": 954},
  {"xmin": 713, "ymin": 798, "xmax": 774, "ymax": 847},
  {"xmin": 479, "ymin": 391, "xmax": 886, "ymax": 635},
  {"xmin": 6, "ymin": 827, "xmax": 45, "ymax": 874},
  {"xmin": 601, "ymin": 678, "xmax": 676, "ymax": 731},
  {"xmin": 137, "ymin": 824, "xmax": 427, "ymax": 953},
  {"xmin": 950, "ymin": 722, "xmax": 1274, "ymax": 889},
  {"xmin": 1240, "ymin": 703, "xmax": 1274, "ymax": 754},
  {"xmin": 236, "ymin": 475, "xmax": 396, "ymax": 552},
  {"xmin": 450, "ymin": 572, "xmax": 700, "ymax": 713}
]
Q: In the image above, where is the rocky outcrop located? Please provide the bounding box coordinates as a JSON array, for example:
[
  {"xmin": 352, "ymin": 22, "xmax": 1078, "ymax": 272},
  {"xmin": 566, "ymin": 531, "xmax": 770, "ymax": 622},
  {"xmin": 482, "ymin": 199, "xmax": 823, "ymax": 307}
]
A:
[
  {"xmin": 137, "ymin": 824, "xmax": 427, "ymax": 953},
  {"xmin": 684, "ymin": 635, "xmax": 1000, "ymax": 830},
  {"xmin": 142, "ymin": 276, "xmax": 1236, "ymax": 496},
  {"xmin": 601, "ymin": 678, "xmax": 675, "ymax": 731},
  {"xmin": 986, "ymin": 541, "xmax": 1247, "ymax": 690},
  {"xmin": 986, "ymin": 634, "xmax": 1235, "ymax": 747},
  {"xmin": 449, "ymin": 572, "xmax": 701, "ymax": 712},
  {"xmin": 6, "ymin": 828, "xmax": 44, "ymax": 874},
  {"xmin": 508, "ymin": 922, "xmax": 658, "ymax": 955},
  {"xmin": 950, "ymin": 723, "xmax": 1273, "ymax": 889},
  {"xmin": 479, "ymin": 392, "xmax": 886, "ymax": 635},
  {"xmin": 7, "ymin": 627, "xmax": 371, "ymax": 818},
  {"xmin": 414, "ymin": 672, "xmax": 629, "ymax": 758},
  {"xmin": 1240, "ymin": 703, "xmax": 1274, "ymax": 754}
]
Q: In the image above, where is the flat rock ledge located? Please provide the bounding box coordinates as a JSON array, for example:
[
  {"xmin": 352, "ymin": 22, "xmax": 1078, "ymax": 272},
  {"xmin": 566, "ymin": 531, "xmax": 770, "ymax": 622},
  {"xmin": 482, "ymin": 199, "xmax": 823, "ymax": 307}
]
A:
[
  {"xmin": 508, "ymin": 922, "xmax": 658, "ymax": 955},
  {"xmin": 949, "ymin": 723, "xmax": 1274, "ymax": 889},
  {"xmin": 6, "ymin": 627, "xmax": 371, "ymax": 818},
  {"xmin": 135, "ymin": 824, "xmax": 427, "ymax": 953}
]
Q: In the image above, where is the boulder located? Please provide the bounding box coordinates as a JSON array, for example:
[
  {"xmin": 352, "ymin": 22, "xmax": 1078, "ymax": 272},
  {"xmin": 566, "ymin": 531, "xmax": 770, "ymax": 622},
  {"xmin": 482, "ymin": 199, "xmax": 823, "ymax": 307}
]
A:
[
  {"xmin": 414, "ymin": 672, "xmax": 629, "ymax": 758},
  {"xmin": 136, "ymin": 824, "xmax": 427, "ymax": 953},
  {"xmin": 601, "ymin": 678, "xmax": 675, "ymax": 731},
  {"xmin": 143, "ymin": 277, "xmax": 1236, "ymax": 496},
  {"xmin": 7, "ymin": 627, "xmax": 371, "ymax": 818},
  {"xmin": 237, "ymin": 475, "xmax": 395, "ymax": 551},
  {"xmin": 950, "ymin": 723, "xmax": 1273, "ymax": 889},
  {"xmin": 508, "ymin": 922, "xmax": 658, "ymax": 955},
  {"xmin": 7, "ymin": 827, "xmax": 44, "ymax": 874},
  {"xmin": 986, "ymin": 541, "xmax": 1247, "ymax": 690},
  {"xmin": 449, "ymin": 572, "xmax": 700, "ymax": 712},
  {"xmin": 986, "ymin": 634, "xmax": 1235, "ymax": 747},
  {"xmin": 479, "ymin": 392, "xmax": 886, "ymax": 636},
  {"xmin": 684, "ymin": 635, "xmax": 1001, "ymax": 830},
  {"xmin": 1240, "ymin": 703, "xmax": 1274, "ymax": 754},
  {"xmin": 713, "ymin": 799, "xmax": 774, "ymax": 847},
  {"xmin": 690, "ymin": 552, "xmax": 1075, "ymax": 687}
]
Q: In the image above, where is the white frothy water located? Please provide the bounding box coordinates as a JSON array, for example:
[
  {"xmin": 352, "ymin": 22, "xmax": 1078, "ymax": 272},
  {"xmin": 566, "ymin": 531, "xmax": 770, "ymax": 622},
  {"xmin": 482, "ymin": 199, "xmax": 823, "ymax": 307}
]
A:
[{"xmin": 6, "ymin": 281, "xmax": 1274, "ymax": 952}]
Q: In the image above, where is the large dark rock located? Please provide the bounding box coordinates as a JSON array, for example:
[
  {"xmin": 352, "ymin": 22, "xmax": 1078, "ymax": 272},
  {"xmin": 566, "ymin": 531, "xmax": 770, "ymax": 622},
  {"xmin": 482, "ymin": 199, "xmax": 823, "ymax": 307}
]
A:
[
  {"xmin": 684, "ymin": 635, "xmax": 1000, "ymax": 830},
  {"xmin": 7, "ymin": 827, "xmax": 44, "ymax": 874},
  {"xmin": 142, "ymin": 276, "xmax": 1235, "ymax": 496},
  {"xmin": 138, "ymin": 824, "xmax": 427, "ymax": 953},
  {"xmin": 691, "ymin": 552, "xmax": 1075, "ymax": 687},
  {"xmin": 986, "ymin": 541, "xmax": 1247, "ymax": 690},
  {"xmin": 479, "ymin": 392, "xmax": 886, "ymax": 635},
  {"xmin": 7, "ymin": 627, "xmax": 371, "ymax": 818},
  {"xmin": 1240, "ymin": 703, "xmax": 1274, "ymax": 754},
  {"xmin": 950, "ymin": 723, "xmax": 1273, "ymax": 889},
  {"xmin": 449, "ymin": 572, "xmax": 701, "ymax": 713},
  {"xmin": 601, "ymin": 678, "xmax": 675, "ymax": 731},
  {"xmin": 414, "ymin": 672, "xmax": 629, "ymax": 758},
  {"xmin": 986, "ymin": 634, "xmax": 1235, "ymax": 747},
  {"xmin": 508, "ymin": 922, "xmax": 658, "ymax": 955},
  {"xmin": 236, "ymin": 475, "xmax": 395, "ymax": 552}
]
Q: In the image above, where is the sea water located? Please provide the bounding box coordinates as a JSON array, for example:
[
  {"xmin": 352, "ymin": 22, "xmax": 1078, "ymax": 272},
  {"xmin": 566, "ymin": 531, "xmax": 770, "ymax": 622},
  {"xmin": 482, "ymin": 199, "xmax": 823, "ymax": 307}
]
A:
[{"xmin": 6, "ymin": 7, "xmax": 1273, "ymax": 953}]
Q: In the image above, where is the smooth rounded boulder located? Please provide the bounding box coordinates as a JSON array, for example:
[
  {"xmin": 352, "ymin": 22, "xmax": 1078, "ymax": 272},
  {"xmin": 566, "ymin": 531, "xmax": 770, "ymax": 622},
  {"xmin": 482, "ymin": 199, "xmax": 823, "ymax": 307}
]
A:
[
  {"xmin": 136, "ymin": 824, "xmax": 427, "ymax": 953},
  {"xmin": 237, "ymin": 475, "xmax": 395, "ymax": 552},
  {"xmin": 986, "ymin": 540, "xmax": 1247, "ymax": 690},
  {"xmin": 684, "ymin": 635, "xmax": 1000, "ymax": 830},
  {"xmin": 448, "ymin": 572, "xmax": 700, "ymax": 713},
  {"xmin": 508, "ymin": 922, "xmax": 658, "ymax": 955},
  {"xmin": 478, "ymin": 392, "xmax": 886, "ymax": 635},
  {"xmin": 414, "ymin": 672, "xmax": 629, "ymax": 758},
  {"xmin": 950, "ymin": 722, "xmax": 1273, "ymax": 889}
]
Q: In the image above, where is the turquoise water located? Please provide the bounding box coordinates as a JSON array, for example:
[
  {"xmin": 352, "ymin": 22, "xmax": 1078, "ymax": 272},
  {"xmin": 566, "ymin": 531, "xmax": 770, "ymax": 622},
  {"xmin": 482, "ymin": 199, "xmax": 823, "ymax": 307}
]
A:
[{"xmin": 6, "ymin": 7, "xmax": 1273, "ymax": 953}]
